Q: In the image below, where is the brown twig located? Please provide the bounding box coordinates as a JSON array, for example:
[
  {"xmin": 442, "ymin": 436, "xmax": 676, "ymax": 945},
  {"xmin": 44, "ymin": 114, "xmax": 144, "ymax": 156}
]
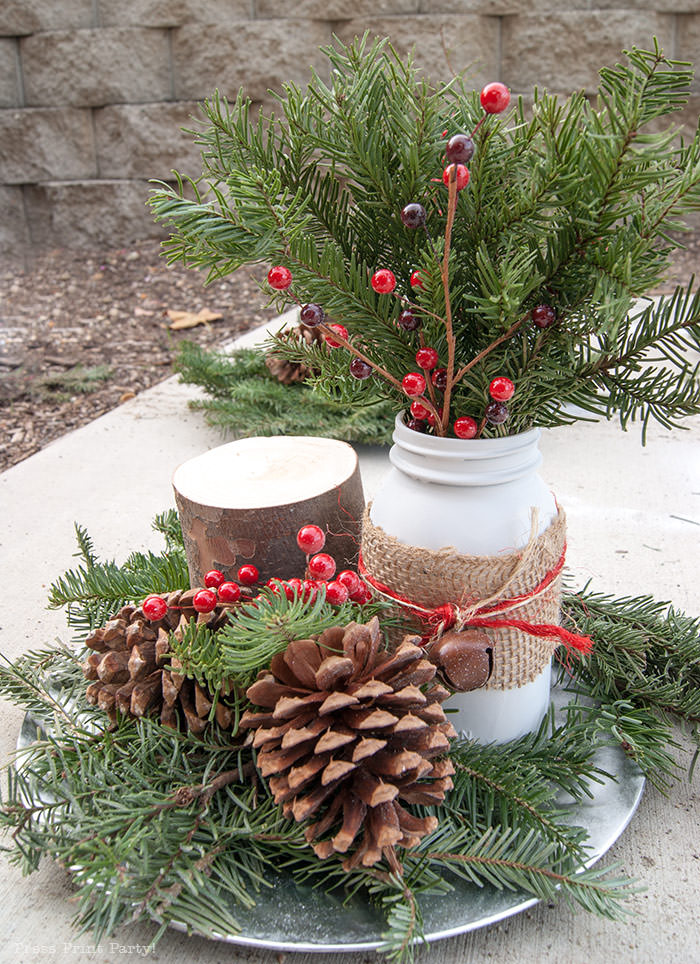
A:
[{"xmin": 440, "ymin": 170, "xmax": 459, "ymax": 435}]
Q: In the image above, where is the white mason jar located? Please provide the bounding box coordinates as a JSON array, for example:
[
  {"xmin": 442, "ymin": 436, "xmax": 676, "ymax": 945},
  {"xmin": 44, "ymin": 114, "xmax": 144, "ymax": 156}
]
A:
[{"xmin": 365, "ymin": 414, "xmax": 561, "ymax": 744}]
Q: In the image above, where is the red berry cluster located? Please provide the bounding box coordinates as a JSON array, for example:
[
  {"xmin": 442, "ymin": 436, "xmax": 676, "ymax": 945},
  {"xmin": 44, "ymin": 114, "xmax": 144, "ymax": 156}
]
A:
[{"xmin": 295, "ymin": 524, "xmax": 372, "ymax": 606}]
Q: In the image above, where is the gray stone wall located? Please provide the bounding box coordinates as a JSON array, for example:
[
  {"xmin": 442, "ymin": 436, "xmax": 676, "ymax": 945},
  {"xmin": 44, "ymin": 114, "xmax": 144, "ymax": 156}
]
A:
[{"xmin": 1, "ymin": 1, "xmax": 699, "ymax": 254}]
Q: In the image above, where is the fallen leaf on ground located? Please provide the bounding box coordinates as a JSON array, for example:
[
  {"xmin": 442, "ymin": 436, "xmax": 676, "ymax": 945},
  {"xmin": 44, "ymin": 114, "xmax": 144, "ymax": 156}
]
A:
[{"xmin": 167, "ymin": 308, "xmax": 223, "ymax": 330}]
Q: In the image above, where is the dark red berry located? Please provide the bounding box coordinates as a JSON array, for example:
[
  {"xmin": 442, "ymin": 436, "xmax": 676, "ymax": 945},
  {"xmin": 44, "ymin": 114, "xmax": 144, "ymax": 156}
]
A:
[
  {"xmin": 349, "ymin": 357, "xmax": 373, "ymax": 379},
  {"xmin": 402, "ymin": 372, "xmax": 426, "ymax": 397},
  {"xmin": 142, "ymin": 595, "xmax": 167, "ymax": 621},
  {"xmin": 442, "ymin": 164, "xmax": 470, "ymax": 190},
  {"xmin": 454, "ymin": 416, "xmax": 478, "ymax": 439},
  {"xmin": 267, "ymin": 266, "xmax": 292, "ymax": 290},
  {"xmin": 401, "ymin": 203, "xmax": 427, "ymax": 229},
  {"xmin": 204, "ymin": 569, "xmax": 224, "ymax": 589},
  {"xmin": 297, "ymin": 524, "xmax": 325, "ymax": 554},
  {"xmin": 218, "ymin": 581, "xmax": 241, "ymax": 603},
  {"xmin": 193, "ymin": 588, "xmax": 217, "ymax": 613},
  {"xmin": 485, "ymin": 400, "xmax": 509, "ymax": 424},
  {"xmin": 531, "ymin": 304, "xmax": 557, "ymax": 329},
  {"xmin": 324, "ymin": 323, "xmax": 348, "ymax": 348},
  {"xmin": 406, "ymin": 417, "xmax": 427, "ymax": 432},
  {"xmin": 489, "ymin": 377, "xmax": 515, "ymax": 402},
  {"xmin": 325, "ymin": 580, "xmax": 350, "ymax": 605},
  {"xmin": 371, "ymin": 269, "xmax": 396, "ymax": 294},
  {"xmin": 480, "ymin": 82, "xmax": 510, "ymax": 114},
  {"xmin": 397, "ymin": 308, "xmax": 421, "ymax": 332},
  {"xmin": 445, "ymin": 134, "xmax": 475, "ymax": 164},
  {"xmin": 416, "ymin": 346, "xmax": 439, "ymax": 370},
  {"xmin": 238, "ymin": 564, "xmax": 259, "ymax": 585},
  {"xmin": 337, "ymin": 569, "xmax": 361, "ymax": 596},
  {"xmin": 410, "ymin": 270, "xmax": 424, "ymax": 290},
  {"xmin": 432, "ymin": 367, "xmax": 448, "ymax": 391},
  {"xmin": 300, "ymin": 303, "xmax": 325, "ymax": 327},
  {"xmin": 410, "ymin": 399, "xmax": 431, "ymax": 420},
  {"xmin": 308, "ymin": 552, "xmax": 336, "ymax": 580}
]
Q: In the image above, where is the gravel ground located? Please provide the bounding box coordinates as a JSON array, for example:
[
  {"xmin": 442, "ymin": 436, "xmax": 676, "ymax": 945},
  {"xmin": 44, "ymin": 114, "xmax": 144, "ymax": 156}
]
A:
[{"xmin": 1, "ymin": 232, "xmax": 699, "ymax": 473}]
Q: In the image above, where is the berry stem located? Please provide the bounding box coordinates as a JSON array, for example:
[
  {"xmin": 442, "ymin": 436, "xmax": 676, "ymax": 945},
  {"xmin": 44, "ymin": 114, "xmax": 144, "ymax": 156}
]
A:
[
  {"xmin": 315, "ymin": 322, "xmax": 405, "ymax": 393},
  {"xmin": 454, "ymin": 315, "xmax": 525, "ymax": 383},
  {"xmin": 439, "ymin": 169, "xmax": 459, "ymax": 436},
  {"xmin": 470, "ymin": 113, "xmax": 487, "ymax": 141}
]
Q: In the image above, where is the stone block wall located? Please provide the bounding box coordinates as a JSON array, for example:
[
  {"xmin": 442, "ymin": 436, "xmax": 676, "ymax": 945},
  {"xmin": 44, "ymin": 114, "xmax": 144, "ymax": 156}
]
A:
[{"xmin": 1, "ymin": 1, "xmax": 699, "ymax": 254}]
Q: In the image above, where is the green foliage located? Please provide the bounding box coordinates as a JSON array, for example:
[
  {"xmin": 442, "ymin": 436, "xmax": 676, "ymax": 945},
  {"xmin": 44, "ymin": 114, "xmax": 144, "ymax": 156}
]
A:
[
  {"xmin": 151, "ymin": 36, "xmax": 700, "ymax": 440},
  {"xmin": 34, "ymin": 364, "xmax": 112, "ymax": 402},
  {"xmin": 174, "ymin": 341, "xmax": 396, "ymax": 445}
]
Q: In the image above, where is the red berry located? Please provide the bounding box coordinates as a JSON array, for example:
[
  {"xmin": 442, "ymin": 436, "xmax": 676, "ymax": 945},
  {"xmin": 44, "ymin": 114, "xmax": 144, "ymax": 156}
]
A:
[
  {"xmin": 427, "ymin": 406, "xmax": 443, "ymax": 427},
  {"xmin": 410, "ymin": 270, "xmax": 424, "ymax": 290},
  {"xmin": 204, "ymin": 569, "xmax": 224, "ymax": 589},
  {"xmin": 402, "ymin": 372, "xmax": 426, "ymax": 397},
  {"xmin": 297, "ymin": 524, "xmax": 325, "ymax": 554},
  {"xmin": 397, "ymin": 308, "xmax": 421, "ymax": 331},
  {"xmin": 432, "ymin": 367, "xmax": 448, "ymax": 390},
  {"xmin": 442, "ymin": 164, "xmax": 470, "ymax": 190},
  {"xmin": 416, "ymin": 346, "xmax": 439, "ymax": 370},
  {"xmin": 267, "ymin": 266, "xmax": 292, "ymax": 290},
  {"xmin": 401, "ymin": 203, "xmax": 426, "ymax": 229},
  {"xmin": 410, "ymin": 399, "xmax": 431, "ymax": 420},
  {"xmin": 142, "ymin": 595, "xmax": 167, "ymax": 621},
  {"xmin": 406, "ymin": 417, "xmax": 427, "ymax": 433},
  {"xmin": 337, "ymin": 569, "xmax": 361, "ymax": 596},
  {"xmin": 193, "ymin": 588, "xmax": 217, "ymax": 613},
  {"xmin": 300, "ymin": 303, "xmax": 325, "ymax": 327},
  {"xmin": 218, "ymin": 581, "xmax": 241, "ymax": 603},
  {"xmin": 531, "ymin": 304, "xmax": 557, "ymax": 329},
  {"xmin": 454, "ymin": 416, "xmax": 478, "ymax": 439},
  {"xmin": 350, "ymin": 583, "xmax": 372, "ymax": 604},
  {"xmin": 325, "ymin": 580, "xmax": 350, "ymax": 605},
  {"xmin": 485, "ymin": 400, "xmax": 509, "ymax": 424},
  {"xmin": 287, "ymin": 577, "xmax": 304, "ymax": 598},
  {"xmin": 445, "ymin": 134, "xmax": 475, "ymax": 164},
  {"xmin": 302, "ymin": 580, "xmax": 318, "ymax": 604},
  {"xmin": 480, "ymin": 82, "xmax": 510, "ymax": 114},
  {"xmin": 349, "ymin": 357, "xmax": 373, "ymax": 379},
  {"xmin": 371, "ymin": 269, "xmax": 396, "ymax": 294},
  {"xmin": 324, "ymin": 323, "xmax": 348, "ymax": 348},
  {"xmin": 308, "ymin": 552, "xmax": 336, "ymax": 580},
  {"xmin": 238, "ymin": 564, "xmax": 259, "ymax": 585},
  {"xmin": 489, "ymin": 376, "xmax": 515, "ymax": 402}
]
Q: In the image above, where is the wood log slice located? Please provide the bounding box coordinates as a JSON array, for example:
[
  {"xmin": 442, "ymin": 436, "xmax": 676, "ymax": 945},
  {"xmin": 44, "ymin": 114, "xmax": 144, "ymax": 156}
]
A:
[{"xmin": 172, "ymin": 436, "xmax": 365, "ymax": 586}]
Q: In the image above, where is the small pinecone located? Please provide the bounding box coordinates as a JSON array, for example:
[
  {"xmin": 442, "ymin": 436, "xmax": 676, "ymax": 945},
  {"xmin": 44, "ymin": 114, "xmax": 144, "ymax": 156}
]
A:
[
  {"xmin": 265, "ymin": 324, "xmax": 324, "ymax": 384},
  {"xmin": 82, "ymin": 590, "xmax": 235, "ymax": 734},
  {"xmin": 240, "ymin": 616, "xmax": 456, "ymax": 870}
]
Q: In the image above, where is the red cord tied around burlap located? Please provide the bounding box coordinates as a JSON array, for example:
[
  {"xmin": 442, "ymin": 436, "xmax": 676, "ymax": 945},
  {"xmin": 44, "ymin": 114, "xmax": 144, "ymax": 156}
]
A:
[{"xmin": 358, "ymin": 505, "xmax": 593, "ymax": 689}]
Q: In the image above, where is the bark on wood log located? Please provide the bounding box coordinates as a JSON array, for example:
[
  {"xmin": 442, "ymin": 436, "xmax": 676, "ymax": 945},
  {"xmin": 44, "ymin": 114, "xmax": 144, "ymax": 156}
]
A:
[{"xmin": 172, "ymin": 436, "xmax": 365, "ymax": 586}]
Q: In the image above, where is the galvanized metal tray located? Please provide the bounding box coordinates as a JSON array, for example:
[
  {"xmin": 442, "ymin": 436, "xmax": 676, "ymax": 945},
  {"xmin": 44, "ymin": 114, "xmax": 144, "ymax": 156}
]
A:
[{"xmin": 18, "ymin": 684, "xmax": 645, "ymax": 953}]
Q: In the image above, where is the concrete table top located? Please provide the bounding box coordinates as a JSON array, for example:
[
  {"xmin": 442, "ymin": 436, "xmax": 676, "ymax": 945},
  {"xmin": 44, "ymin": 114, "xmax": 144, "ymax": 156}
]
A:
[{"xmin": 1, "ymin": 319, "xmax": 698, "ymax": 964}]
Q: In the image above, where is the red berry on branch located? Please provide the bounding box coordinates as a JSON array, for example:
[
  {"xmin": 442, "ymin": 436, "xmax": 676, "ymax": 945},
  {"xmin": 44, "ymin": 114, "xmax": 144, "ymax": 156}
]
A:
[
  {"xmin": 410, "ymin": 399, "xmax": 431, "ymax": 420},
  {"xmin": 416, "ymin": 346, "xmax": 439, "ymax": 370},
  {"xmin": 204, "ymin": 569, "xmax": 224, "ymax": 589},
  {"xmin": 427, "ymin": 406, "xmax": 443, "ymax": 427},
  {"xmin": 397, "ymin": 307, "xmax": 421, "ymax": 331},
  {"xmin": 238, "ymin": 564, "xmax": 259, "ymax": 585},
  {"xmin": 401, "ymin": 203, "xmax": 427, "ymax": 229},
  {"xmin": 485, "ymin": 400, "xmax": 509, "ymax": 424},
  {"xmin": 288, "ymin": 577, "xmax": 304, "ymax": 598},
  {"xmin": 308, "ymin": 552, "xmax": 336, "ymax": 581},
  {"xmin": 324, "ymin": 323, "xmax": 348, "ymax": 348},
  {"xmin": 302, "ymin": 580, "xmax": 318, "ymax": 604},
  {"xmin": 350, "ymin": 583, "xmax": 373, "ymax": 604},
  {"xmin": 402, "ymin": 372, "xmax": 427, "ymax": 397},
  {"xmin": 267, "ymin": 266, "xmax": 292, "ymax": 290},
  {"xmin": 300, "ymin": 303, "xmax": 325, "ymax": 327},
  {"xmin": 454, "ymin": 416, "xmax": 478, "ymax": 439},
  {"xmin": 489, "ymin": 376, "xmax": 515, "ymax": 402},
  {"xmin": 432, "ymin": 367, "xmax": 448, "ymax": 391},
  {"xmin": 193, "ymin": 588, "xmax": 217, "ymax": 613},
  {"xmin": 325, "ymin": 580, "xmax": 350, "ymax": 605},
  {"xmin": 218, "ymin": 581, "xmax": 241, "ymax": 603},
  {"xmin": 410, "ymin": 270, "xmax": 425, "ymax": 290},
  {"xmin": 445, "ymin": 133, "xmax": 475, "ymax": 164},
  {"xmin": 442, "ymin": 164, "xmax": 470, "ymax": 190},
  {"xmin": 142, "ymin": 595, "xmax": 167, "ymax": 621},
  {"xmin": 371, "ymin": 269, "xmax": 396, "ymax": 294},
  {"xmin": 349, "ymin": 357, "xmax": 373, "ymax": 379},
  {"xmin": 297, "ymin": 524, "xmax": 325, "ymax": 554},
  {"xmin": 480, "ymin": 82, "xmax": 511, "ymax": 114},
  {"xmin": 531, "ymin": 304, "xmax": 557, "ymax": 329},
  {"xmin": 337, "ymin": 569, "xmax": 361, "ymax": 596}
]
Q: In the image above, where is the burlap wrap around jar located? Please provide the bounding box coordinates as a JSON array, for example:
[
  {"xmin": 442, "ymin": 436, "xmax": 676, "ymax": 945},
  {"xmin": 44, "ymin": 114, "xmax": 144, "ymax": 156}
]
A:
[{"xmin": 362, "ymin": 416, "xmax": 564, "ymax": 743}]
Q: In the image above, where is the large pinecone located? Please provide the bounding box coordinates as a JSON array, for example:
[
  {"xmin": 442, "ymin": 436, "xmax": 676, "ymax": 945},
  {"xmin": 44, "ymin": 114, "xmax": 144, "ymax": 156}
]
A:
[
  {"xmin": 82, "ymin": 590, "xmax": 235, "ymax": 733},
  {"xmin": 240, "ymin": 616, "xmax": 456, "ymax": 870},
  {"xmin": 264, "ymin": 324, "xmax": 324, "ymax": 384}
]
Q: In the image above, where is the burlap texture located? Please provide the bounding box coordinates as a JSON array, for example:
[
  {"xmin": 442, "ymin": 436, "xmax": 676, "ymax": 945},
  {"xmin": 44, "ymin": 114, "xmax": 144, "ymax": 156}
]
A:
[{"xmin": 361, "ymin": 504, "xmax": 567, "ymax": 690}]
